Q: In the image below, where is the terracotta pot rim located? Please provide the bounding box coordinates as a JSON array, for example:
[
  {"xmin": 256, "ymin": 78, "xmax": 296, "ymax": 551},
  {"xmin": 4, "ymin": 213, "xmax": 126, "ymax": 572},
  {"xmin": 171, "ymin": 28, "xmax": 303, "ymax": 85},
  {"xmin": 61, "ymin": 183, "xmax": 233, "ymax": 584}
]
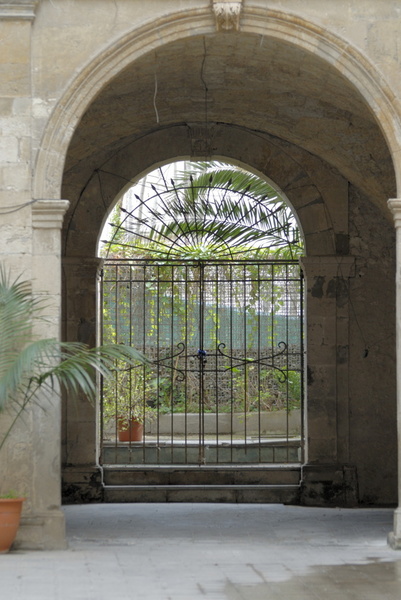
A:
[{"xmin": 0, "ymin": 497, "xmax": 26, "ymax": 503}]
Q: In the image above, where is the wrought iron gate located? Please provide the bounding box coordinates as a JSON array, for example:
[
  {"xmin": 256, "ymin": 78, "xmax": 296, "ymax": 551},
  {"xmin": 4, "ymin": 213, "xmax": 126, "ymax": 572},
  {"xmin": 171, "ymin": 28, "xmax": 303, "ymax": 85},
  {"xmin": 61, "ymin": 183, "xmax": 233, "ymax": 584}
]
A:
[{"xmin": 100, "ymin": 258, "xmax": 304, "ymax": 466}]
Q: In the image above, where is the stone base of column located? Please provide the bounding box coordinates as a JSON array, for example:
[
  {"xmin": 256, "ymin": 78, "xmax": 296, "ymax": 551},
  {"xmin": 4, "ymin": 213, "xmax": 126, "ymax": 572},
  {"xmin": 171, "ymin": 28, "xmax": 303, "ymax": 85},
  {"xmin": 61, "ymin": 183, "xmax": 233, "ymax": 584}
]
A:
[
  {"xmin": 388, "ymin": 508, "xmax": 401, "ymax": 549},
  {"xmin": 300, "ymin": 463, "xmax": 359, "ymax": 507},
  {"xmin": 62, "ymin": 466, "xmax": 103, "ymax": 503},
  {"xmin": 15, "ymin": 508, "xmax": 67, "ymax": 550}
]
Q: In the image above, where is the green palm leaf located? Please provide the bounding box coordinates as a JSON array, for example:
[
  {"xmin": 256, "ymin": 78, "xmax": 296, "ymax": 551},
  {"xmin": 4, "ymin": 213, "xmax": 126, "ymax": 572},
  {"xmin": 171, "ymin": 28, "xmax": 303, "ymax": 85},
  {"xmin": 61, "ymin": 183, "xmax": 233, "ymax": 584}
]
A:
[
  {"xmin": 104, "ymin": 162, "xmax": 303, "ymax": 260},
  {"xmin": 0, "ymin": 266, "xmax": 149, "ymax": 450}
]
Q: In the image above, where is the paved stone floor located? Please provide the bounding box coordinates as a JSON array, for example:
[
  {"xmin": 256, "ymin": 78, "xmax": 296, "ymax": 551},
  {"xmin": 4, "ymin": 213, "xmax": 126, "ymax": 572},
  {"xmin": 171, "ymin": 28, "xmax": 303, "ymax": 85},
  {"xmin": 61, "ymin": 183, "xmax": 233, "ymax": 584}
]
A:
[{"xmin": 1, "ymin": 503, "xmax": 401, "ymax": 599}]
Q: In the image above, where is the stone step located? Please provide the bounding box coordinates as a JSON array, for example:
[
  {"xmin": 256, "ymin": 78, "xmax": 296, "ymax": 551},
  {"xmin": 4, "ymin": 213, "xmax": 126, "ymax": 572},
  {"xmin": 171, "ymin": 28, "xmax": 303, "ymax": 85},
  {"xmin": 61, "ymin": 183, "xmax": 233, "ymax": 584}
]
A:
[
  {"xmin": 102, "ymin": 464, "xmax": 302, "ymax": 487},
  {"xmin": 103, "ymin": 483, "xmax": 301, "ymax": 504}
]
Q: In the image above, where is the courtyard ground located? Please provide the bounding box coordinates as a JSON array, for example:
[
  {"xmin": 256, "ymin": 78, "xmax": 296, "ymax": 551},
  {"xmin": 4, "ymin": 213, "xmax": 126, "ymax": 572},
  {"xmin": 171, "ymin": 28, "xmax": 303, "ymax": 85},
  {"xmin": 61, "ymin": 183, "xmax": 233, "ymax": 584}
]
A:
[{"xmin": 1, "ymin": 503, "xmax": 400, "ymax": 599}]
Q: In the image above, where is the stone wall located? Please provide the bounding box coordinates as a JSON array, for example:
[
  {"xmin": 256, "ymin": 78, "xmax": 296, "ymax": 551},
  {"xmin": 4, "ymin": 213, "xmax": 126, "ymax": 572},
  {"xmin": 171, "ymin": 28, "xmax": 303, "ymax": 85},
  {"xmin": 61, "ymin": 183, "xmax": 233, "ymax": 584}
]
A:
[{"xmin": 348, "ymin": 186, "xmax": 397, "ymax": 504}]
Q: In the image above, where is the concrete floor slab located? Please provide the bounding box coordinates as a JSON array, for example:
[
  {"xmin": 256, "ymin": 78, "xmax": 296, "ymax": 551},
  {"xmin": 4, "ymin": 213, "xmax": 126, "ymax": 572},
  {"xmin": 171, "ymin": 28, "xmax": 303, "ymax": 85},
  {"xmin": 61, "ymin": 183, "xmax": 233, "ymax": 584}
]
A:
[{"xmin": 1, "ymin": 504, "xmax": 400, "ymax": 599}]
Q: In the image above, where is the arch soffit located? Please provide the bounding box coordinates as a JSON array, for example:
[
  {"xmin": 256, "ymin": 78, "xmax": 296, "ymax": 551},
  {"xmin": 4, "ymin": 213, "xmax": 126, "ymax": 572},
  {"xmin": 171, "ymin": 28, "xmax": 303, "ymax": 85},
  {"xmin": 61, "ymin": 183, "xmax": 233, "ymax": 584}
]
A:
[
  {"xmin": 64, "ymin": 124, "xmax": 339, "ymax": 258},
  {"xmin": 34, "ymin": 6, "xmax": 401, "ymax": 200}
]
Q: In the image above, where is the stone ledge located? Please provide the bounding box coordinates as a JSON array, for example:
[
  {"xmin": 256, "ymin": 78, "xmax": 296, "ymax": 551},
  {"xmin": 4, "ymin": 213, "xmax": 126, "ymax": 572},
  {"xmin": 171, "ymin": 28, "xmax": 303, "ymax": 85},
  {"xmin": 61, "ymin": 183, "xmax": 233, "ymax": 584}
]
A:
[
  {"xmin": 144, "ymin": 410, "xmax": 301, "ymax": 436},
  {"xmin": 0, "ymin": 2, "xmax": 39, "ymax": 20}
]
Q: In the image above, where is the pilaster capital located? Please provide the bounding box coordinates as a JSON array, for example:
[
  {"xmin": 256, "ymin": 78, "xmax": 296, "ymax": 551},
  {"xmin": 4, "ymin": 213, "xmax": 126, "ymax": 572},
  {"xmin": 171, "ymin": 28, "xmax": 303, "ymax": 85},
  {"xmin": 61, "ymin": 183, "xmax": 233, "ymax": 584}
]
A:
[
  {"xmin": 32, "ymin": 199, "xmax": 70, "ymax": 229},
  {"xmin": 0, "ymin": 1, "xmax": 39, "ymax": 20},
  {"xmin": 388, "ymin": 198, "xmax": 401, "ymax": 228},
  {"xmin": 212, "ymin": 0, "xmax": 243, "ymax": 31},
  {"xmin": 300, "ymin": 255, "xmax": 355, "ymax": 279}
]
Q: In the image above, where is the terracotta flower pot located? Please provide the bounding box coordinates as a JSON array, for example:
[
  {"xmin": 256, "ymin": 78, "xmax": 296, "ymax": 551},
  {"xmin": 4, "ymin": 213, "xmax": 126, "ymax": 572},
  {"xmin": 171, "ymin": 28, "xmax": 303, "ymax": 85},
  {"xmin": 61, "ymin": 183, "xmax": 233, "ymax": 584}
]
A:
[
  {"xmin": 118, "ymin": 418, "xmax": 143, "ymax": 442},
  {"xmin": 0, "ymin": 497, "xmax": 24, "ymax": 553}
]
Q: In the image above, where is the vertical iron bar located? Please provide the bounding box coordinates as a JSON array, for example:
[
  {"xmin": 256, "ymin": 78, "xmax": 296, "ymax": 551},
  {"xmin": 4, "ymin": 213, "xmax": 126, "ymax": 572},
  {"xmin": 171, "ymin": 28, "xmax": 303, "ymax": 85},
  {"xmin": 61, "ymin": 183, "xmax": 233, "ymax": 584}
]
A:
[
  {"xmin": 142, "ymin": 264, "xmax": 148, "ymax": 464},
  {"xmin": 270, "ymin": 262, "xmax": 275, "ymax": 365},
  {"xmin": 257, "ymin": 263, "xmax": 262, "ymax": 463},
  {"xmin": 128, "ymin": 265, "xmax": 135, "ymax": 464},
  {"xmin": 128, "ymin": 267, "xmax": 134, "ymax": 459},
  {"xmin": 215, "ymin": 263, "xmax": 219, "ymax": 463},
  {"xmin": 229, "ymin": 263, "xmax": 234, "ymax": 464},
  {"xmin": 300, "ymin": 266, "xmax": 305, "ymax": 464},
  {"xmin": 114, "ymin": 264, "xmax": 119, "ymax": 456},
  {"xmin": 285, "ymin": 263, "xmax": 290, "ymax": 463},
  {"xmin": 270, "ymin": 263, "xmax": 275, "ymax": 464},
  {"xmin": 156, "ymin": 264, "xmax": 161, "ymax": 464},
  {"xmin": 99, "ymin": 266, "xmax": 105, "ymax": 466},
  {"xmin": 138, "ymin": 264, "xmax": 146, "ymax": 464},
  {"xmin": 184, "ymin": 264, "xmax": 189, "ymax": 464},
  {"xmin": 198, "ymin": 262, "xmax": 205, "ymax": 464},
  {"xmin": 170, "ymin": 264, "xmax": 175, "ymax": 463},
  {"xmin": 243, "ymin": 263, "xmax": 248, "ymax": 452}
]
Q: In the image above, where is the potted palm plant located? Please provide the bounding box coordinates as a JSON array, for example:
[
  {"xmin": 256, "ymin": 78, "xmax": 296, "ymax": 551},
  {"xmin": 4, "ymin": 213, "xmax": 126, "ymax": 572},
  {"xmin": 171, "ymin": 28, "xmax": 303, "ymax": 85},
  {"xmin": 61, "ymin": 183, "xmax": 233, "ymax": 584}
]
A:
[{"xmin": 0, "ymin": 265, "xmax": 148, "ymax": 552}]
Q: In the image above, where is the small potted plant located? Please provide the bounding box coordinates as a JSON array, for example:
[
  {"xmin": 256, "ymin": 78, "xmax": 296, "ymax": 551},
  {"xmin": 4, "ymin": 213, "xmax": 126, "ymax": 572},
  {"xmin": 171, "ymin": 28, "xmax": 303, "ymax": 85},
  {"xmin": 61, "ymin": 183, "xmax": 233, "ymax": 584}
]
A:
[
  {"xmin": 0, "ymin": 266, "xmax": 148, "ymax": 552},
  {"xmin": 102, "ymin": 363, "xmax": 156, "ymax": 442}
]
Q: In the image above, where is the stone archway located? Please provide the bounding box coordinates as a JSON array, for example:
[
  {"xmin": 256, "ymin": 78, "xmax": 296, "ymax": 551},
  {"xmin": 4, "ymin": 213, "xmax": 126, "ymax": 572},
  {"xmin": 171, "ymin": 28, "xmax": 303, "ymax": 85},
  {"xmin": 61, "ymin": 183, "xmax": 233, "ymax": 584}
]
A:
[
  {"xmin": 32, "ymin": 4, "xmax": 401, "ymax": 546},
  {"xmin": 61, "ymin": 121, "xmax": 395, "ymax": 512},
  {"xmin": 34, "ymin": 7, "xmax": 401, "ymax": 200},
  {"xmin": 62, "ymin": 128, "xmax": 344, "ymax": 501}
]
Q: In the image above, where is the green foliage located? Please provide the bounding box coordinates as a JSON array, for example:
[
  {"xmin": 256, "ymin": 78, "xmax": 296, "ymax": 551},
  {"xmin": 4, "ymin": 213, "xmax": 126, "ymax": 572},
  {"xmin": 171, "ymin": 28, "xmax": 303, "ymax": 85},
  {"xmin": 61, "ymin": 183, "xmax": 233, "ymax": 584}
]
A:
[
  {"xmin": 261, "ymin": 368, "xmax": 302, "ymax": 411},
  {"xmin": 102, "ymin": 161, "xmax": 304, "ymax": 261},
  {"xmin": 0, "ymin": 490, "xmax": 22, "ymax": 499},
  {"xmin": 0, "ymin": 265, "xmax": 149, "ymax": 455},
  {"xmin": 100, "ymin": 162, "xmax": 303, "ymax": 424},
  {"xmin": 158, "ymin": 163, "xmax": 299, "ymax": 258},
  {"xmin": 218, "ymin": 366, "xmax": 302, "ymax": 414},
  {"xmin": 102, "ymin": 362, "xmax": 156, "ymax": 426}
]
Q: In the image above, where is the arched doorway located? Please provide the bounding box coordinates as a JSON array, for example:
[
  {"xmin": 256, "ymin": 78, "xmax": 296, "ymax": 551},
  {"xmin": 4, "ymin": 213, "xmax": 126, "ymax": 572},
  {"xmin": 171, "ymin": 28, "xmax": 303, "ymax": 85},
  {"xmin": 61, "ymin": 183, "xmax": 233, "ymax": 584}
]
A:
[
  {"xmin": 97, "ymin": 161, "xmax": 305, "ymax": 500},
  {"xmin": 54, "ymin": 17, "xmax": 398, "ymax": 512}
]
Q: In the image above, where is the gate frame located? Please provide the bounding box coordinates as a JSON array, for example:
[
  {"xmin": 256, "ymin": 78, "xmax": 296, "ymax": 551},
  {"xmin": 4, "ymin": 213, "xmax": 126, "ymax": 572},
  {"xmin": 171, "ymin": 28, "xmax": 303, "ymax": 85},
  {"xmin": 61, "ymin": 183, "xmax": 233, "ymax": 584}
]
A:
[{"xmin": 99, "ymin": 256, "xmax": 305, "ymax": 469}]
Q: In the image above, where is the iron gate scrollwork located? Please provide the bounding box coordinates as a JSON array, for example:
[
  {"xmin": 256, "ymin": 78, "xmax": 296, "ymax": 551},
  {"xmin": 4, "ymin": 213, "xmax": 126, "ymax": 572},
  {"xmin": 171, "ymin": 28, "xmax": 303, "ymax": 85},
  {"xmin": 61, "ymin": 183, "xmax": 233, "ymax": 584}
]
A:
[{"xmin": 100, "ymin": 258, "xmax": 304, "ymax": 466}]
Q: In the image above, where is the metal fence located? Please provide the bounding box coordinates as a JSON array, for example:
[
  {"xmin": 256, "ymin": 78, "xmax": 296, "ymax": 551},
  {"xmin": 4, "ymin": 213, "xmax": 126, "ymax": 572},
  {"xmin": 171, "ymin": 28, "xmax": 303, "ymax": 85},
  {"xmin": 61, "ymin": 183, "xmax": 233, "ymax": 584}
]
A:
[{"xmin": 100, "ymin": 259, "xmax": 304, "ymax": 465}]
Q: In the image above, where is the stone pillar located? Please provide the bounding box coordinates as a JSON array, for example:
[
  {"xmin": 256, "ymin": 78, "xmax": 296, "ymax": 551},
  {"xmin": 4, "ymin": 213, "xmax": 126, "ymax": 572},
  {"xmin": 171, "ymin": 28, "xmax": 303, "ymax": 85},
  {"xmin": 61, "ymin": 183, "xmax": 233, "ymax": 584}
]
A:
[
  {"xmin": 15, "ymin": 199, "xmax": 70, "ymax": 550},
  {"xmin": 300, "ymin": 255, "xmax": 357, "ymax": 506},
  {"xmin": 388, "ymin": 199, "xmax": 401, "ymax": 549},
  {"xmin": 61, "ymin": 256, "xmax": 104, "ymax": 502}
]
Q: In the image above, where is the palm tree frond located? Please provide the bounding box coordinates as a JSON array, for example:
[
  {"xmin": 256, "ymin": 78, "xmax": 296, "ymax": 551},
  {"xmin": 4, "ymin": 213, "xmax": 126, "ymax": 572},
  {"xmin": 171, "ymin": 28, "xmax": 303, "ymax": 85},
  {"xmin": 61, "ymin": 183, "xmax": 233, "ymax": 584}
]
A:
[{"xmin": 0, "ymin": 266, "xmax": 149, "ymax": 452}]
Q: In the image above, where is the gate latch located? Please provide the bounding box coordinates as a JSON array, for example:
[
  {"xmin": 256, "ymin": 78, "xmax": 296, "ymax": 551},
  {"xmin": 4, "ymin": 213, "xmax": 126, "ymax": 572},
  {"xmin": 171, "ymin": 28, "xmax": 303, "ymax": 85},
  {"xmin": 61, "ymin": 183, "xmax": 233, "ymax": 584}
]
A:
[{"xmin": 197, "ymin": 349, "xmax": 207, "ymax": 365}]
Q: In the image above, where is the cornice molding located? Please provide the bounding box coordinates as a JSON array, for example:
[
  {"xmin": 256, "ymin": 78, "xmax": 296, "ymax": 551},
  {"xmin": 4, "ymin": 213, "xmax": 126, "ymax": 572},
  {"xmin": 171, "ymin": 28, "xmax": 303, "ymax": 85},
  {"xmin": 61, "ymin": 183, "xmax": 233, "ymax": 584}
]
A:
[
  {"xmin": 32, "ymin": 199, "xmax": 70, "ymax": 229},
  {"xmin": 0, "ymin": 1, "xmax": 39, "ymax": 21},
  {"xmin": 388, "ymin": 198, "xmax": 401, "ymax": 228}
]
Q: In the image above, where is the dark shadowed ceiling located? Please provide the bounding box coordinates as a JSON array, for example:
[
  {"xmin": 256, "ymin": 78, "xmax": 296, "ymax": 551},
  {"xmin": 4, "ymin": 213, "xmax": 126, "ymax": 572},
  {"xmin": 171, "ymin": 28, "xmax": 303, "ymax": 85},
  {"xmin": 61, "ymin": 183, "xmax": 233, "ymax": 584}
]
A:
[{"xmin": 64, "ymin": 32, "xmax": 395, "ymax": 209}]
